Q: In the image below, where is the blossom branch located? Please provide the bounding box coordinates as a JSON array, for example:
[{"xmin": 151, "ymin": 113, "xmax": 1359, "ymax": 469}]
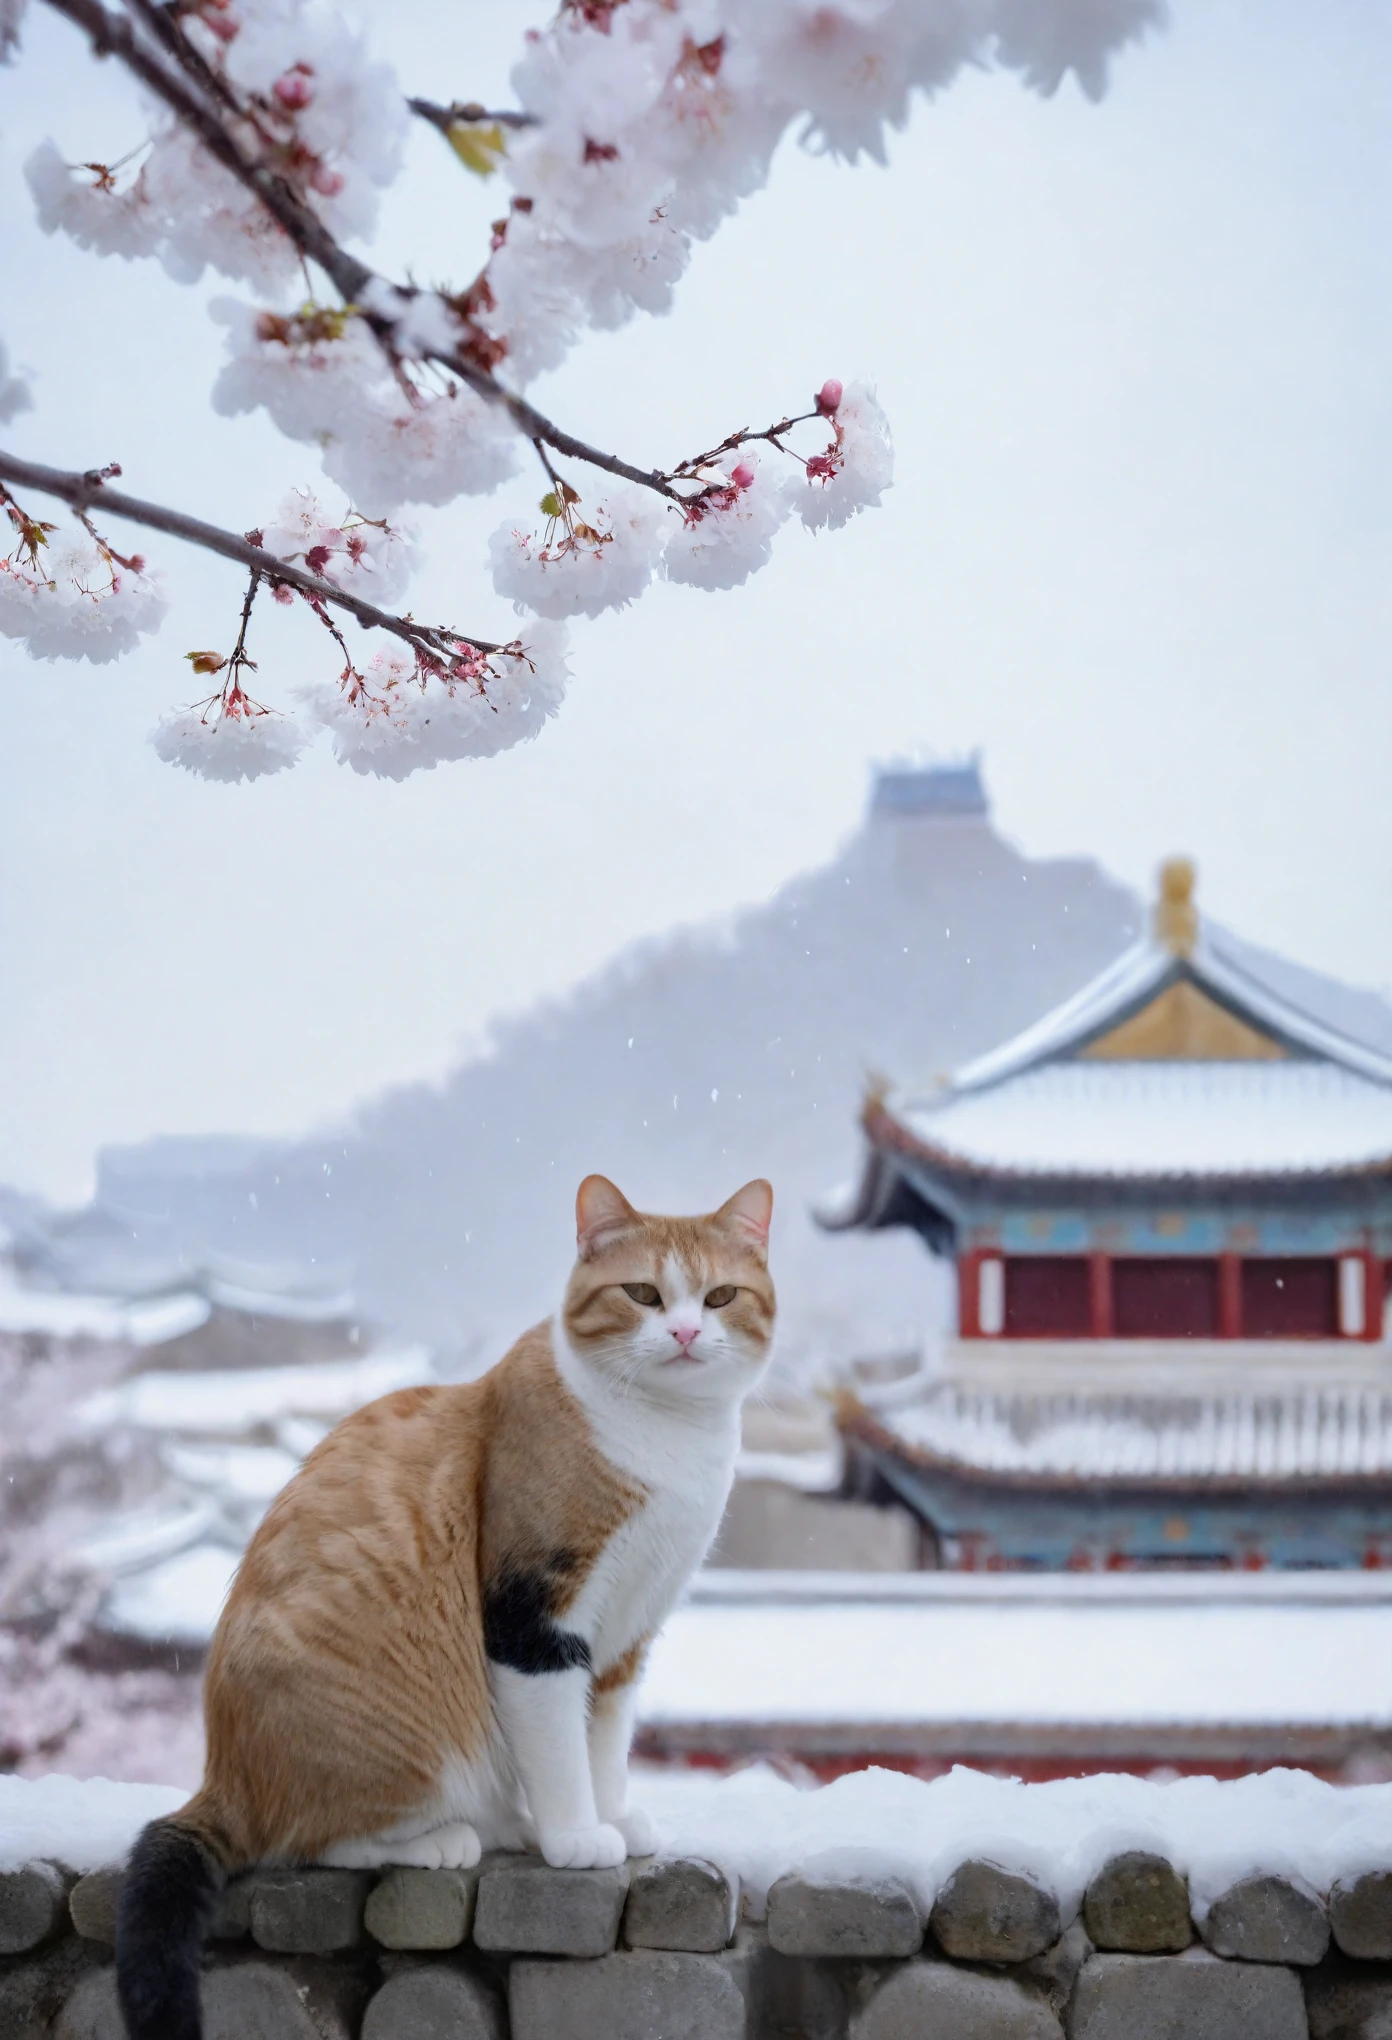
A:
[
  {"xmin": 39, "ymin": 0, "xmax": 695, "ymax": 504},
  {"xmin": 666, "ymin": 408, "xmax": 825, "ymax": 482},
  {"xmin": 0, "ymin": 449, "xmax": 511, "ymax": 660}
]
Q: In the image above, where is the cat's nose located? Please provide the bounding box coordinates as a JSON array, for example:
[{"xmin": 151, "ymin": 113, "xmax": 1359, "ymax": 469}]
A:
[{"xmin": 669, "ymin": 1324, "xmax": 700, "ymax": 1349}]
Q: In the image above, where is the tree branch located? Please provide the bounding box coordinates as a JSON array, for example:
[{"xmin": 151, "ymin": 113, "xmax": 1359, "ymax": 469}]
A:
[
  {"xmin": 38, "ymin": 0, "xmax": 692, "ymax": 504},
  {"xmin": 41, "ymin": 0, "xmax": 375, "ymax": 301},
  {"xmin": 0, "ymin": 449, "xmax": 512, "ymax": 658}
]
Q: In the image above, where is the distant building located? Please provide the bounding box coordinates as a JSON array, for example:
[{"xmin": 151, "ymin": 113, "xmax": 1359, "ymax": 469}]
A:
[{"xmin": 824, "ymin": 853, "xmax": 1392, "ymax": 1568}]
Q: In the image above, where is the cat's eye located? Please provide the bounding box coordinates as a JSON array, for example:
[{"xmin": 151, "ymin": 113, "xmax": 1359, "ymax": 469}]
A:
[
  {"xmin": 705, "ymin": 1285, "xmax": 737, "ymax": 1309},
  {"xmin": 622, "ymin": 1282, "xmax": 662, "ymax": 1307}
]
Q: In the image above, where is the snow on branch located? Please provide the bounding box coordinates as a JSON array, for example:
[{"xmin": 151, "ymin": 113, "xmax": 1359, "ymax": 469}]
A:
[{"xmin": 6, "ymin": 0, "xmax": 1166, "ymax": 778}]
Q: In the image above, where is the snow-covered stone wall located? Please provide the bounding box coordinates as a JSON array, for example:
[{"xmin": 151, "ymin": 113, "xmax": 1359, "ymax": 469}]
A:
[{"xmin": 3, "ymin": 1771, "xmax": 1392, "ymax": 2037}]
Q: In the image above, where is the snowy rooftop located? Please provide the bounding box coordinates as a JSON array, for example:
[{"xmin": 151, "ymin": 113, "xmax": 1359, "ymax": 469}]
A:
[
  {"xmin": 76, "ymin": 1348, "xmax": 432, "ymax": 1437},
  {"xmin": 848, "ymin": 870, "xmax": 1392, "ymax": 1191},
  {"xmin": 0, "ymin": 1268, "xmax": 210, "ymax": 1345},
  {"xmin": 867, "ymin": 1379, "xmax": 1392, "ymax": 1483},
  {"xmin": 888, "ymin": 1058, "xmax": 1392, "ymax": 1180},
  {"xmin": 640, "ymin": 1571, "xmax": 1392, "ymax": 1738},
  {"xmin": 950, "ymin": 924, "xmax": 1392, "ymax": 1094}
]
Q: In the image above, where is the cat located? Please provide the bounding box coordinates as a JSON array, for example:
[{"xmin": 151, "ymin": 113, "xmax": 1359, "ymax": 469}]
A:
[{"xmin": 115, "ymin": 1172, "xmax": 775, "ymax": 2040}]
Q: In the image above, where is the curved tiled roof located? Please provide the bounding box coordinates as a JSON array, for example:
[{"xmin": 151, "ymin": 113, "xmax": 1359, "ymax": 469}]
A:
[
  {"xmin": 888, "ymin": 1059, "xmax": 1392, "ymax": 1181},
  {"xmin": 951, "ymin": 928, "xmax": 1392, "ymax": 1094}
]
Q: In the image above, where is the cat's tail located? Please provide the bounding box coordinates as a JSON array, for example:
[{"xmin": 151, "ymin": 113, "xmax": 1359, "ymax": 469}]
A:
[{"xmin": 115, "ymin": 1788, "xmax": 240, "ymax": 2040}]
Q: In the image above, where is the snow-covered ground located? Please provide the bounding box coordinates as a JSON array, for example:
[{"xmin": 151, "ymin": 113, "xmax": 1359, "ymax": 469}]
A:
[{"xmin": 4, "ymin": 1764, "xmax": 1390, "ymax": 1924}]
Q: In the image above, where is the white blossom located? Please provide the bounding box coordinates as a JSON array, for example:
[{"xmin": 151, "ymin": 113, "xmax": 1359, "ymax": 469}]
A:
[
  {"xmin": 786, "ymin": 380, "xmax": 894, "ymax": 531},
  {"xmin": 0, "ymin": 338, "xmax": 32, "ymax": 423},
  {"xmin": 149, "ymin": 704, "xmax": 310, "ymax": 782},
  {"xmin": 662, "ymin": 449, "xmax": 790, "ymax": 591},
  {"xmin": 25, "ymin": 138, "xmax": 166, "ymax": 265},
  {"xmin": 216, "ymin": 0, "xmax": 407, "ymax": 244},
  {"xmin": 27, "ymin": 0, "xmax": 406, "ymax": 289},
  {"xmin": 993, "ymin": 0, "xmax": 1167, "ymax": 102},
  {"xmin": 0, "ymin": 537, "xmax": 169, "ymax": 664},
  {"xmin": 259, "ymin": 487, "xmax": 419, "ymax": 607},
  {"xmin": 488, "ymin": 487, "xmax": 668, "ymax": 620},
  {"xmin": 300, "ymin": 621, "xmax": 571, "ymax": 778},
  {"xmin": 211, "ymin": 302, "xmax": 520, "ymax": 517}
]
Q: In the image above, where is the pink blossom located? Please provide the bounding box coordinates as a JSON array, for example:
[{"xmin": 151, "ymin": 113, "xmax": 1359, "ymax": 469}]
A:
[
  {"xmin": 730, "ymin": 462, "xmax": 755, "ymax": 489},
  {"xmin": 273, "ymin": 66, "xmax": 315, "ymax": 112},
  {"xmin": 816, "ymin": 378, "xmax": 843, "ymax": 416}
]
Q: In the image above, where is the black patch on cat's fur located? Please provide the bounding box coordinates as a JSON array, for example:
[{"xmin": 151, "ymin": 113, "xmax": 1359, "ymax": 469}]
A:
[
  {"xmin": 116, "ymin": 1818, "xmax": 227, "ymax": 2040},
  {"xmin": 484, "ymin": 1559, "xmax": 592, "ymax": 1676}
]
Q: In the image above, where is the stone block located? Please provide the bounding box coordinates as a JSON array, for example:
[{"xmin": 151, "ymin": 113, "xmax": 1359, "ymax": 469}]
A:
[
  {"xmin": 1083, "ymin": 1853, "xmax": 1191, "ymax": 1953},
  {"xmin": 211, "ymin": 1873, "xmax": 253, "ymax": 1940},
  {"xmin": 1021, "ymin": 1921, "xmax": 1095, "ymax": 2017},
  {"xmin": 624, "ymin": 1856, "xmax": 738, "ymax": 1952},
  {"xmin": 248, "ymin": 1867, "xmax": 371, "ymax": 1954},
  {"xmin": 365, "ymin": 1866, "xmax": 477, "ymax": 1950},
  {"xmin": 510, "ymin": 1950, "xmax": 746, "ymax": 2040},
  {"xmin": 472, "ymin": 1856, "xmax": 629, "ymax": 1956},
  {"xmin": 1067, "ymin": 1950, "xmax": 1308, "ymax": 2040},
  {"xmin": 202, "ymin": 1956, "xmax": 366, "ymax": 2040},
  {"xmin": 0, "ymin": 1938, "xmax": 104, "ymax": 2040},
  {"xmin": 1332, "ymin": 1873, "xmax": 1392, "ymax": 1962},
  {"xmin": 0, "ymin": 1861, "xmax": 68, "ymax": 1954},
  {"xmin": 853, "ymin": 1960, "xmax": 1063, "ymax": 2040},
  {"xmin": 52, "ymin": 1966, "xmax": 124, "ymax": 2040},
  {"xmin": 69, "ymin": 1868, "xmax": 122, "ymax": 1946},
  {"xmin": 722, "ymin": 1925, "xmax": 849, "ymax": 2040},
  {"xmin": 768, "ymin": 1870, "xmax": 924, "ymax": 1959},
  {"xmin": 1305, "ymin": 1960, "xmax": 1392, "ymax": 2039},
  {"xmin": 931, "ymin": 1860, "xmax": 1061, "ymax": 1964},
  {"xmin": 1200, "ymin": 1873, "xmax": 1330, "ymax": 1966},
  {"xmin": 363, "ymin": 1965, "xmax": 506, "ymax": 2040}
]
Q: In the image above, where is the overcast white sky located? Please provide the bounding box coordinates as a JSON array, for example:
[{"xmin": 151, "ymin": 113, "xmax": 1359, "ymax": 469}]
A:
[{"xmin": 3, "ymin": 0, "xmax": 1390, "ymax": 1205}]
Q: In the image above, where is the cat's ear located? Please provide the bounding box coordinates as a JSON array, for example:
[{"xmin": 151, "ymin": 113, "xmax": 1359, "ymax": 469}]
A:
[
  {"xmin": 576, "ymin": 1175, "xmax": 639, "ymax": 1258},
  {"xmin": 717, "ymin": 1178, "xmax": 773, "ymax": 1248}
]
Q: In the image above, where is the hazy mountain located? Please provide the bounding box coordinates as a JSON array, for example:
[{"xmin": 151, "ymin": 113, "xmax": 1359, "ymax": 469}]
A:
[{"xmin": 30, "ymin": 763, "xmax": 1161, "ymax": 1377}]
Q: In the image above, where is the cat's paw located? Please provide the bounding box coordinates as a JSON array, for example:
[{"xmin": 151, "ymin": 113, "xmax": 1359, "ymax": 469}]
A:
[
  {"xmin": 424, "ymin": 1821, "xmax": 483, "ymax": 1870},
  {"xmin": 537, "ymin": 1822, "xmax": 627, "ymax": 1870},
  {"xmin": 613, "ymin": 1807, "xmax": 660, "ymax": 1858}
]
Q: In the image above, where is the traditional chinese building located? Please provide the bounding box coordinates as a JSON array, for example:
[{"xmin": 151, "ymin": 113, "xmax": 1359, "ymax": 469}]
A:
[{"xmin": 824, "ymin": 861, "xmax": 1392, "ymax": 1568}]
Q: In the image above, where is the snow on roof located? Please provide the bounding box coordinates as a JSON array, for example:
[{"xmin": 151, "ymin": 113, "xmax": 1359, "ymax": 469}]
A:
[
  {"xmin": 875, "ymin": 1380, "xmax": 1392, "ymax": 1483},
  {"xmin": 640, "ymin": 1584, "xmax": 1392, "ymax": 1737},
  {"xmin": 888, "ymin": 1059, "xmax": 1392, "ymax": 1180},
  {"xmin": 0, "ymin": 1269, "xmax": 210, "ymax": 1345},
  {"xmin": 75, "ymin": 1347, "xmax": 433, "ymax": 1437},
  {"xmin": 950, "ymin": 926, "xmax": 1392, "ymax": 1095},
  {"xmin": 102, "ymin": 1543, "xmax": 240, "ymax": 1646},
  {"xmin": 5, "ymin": 1762, "xmax": 1391, "ymax": 1922},
  {"xmin": 202, "ymin": 1275, "xmax": 357, "ymax": 1322}
]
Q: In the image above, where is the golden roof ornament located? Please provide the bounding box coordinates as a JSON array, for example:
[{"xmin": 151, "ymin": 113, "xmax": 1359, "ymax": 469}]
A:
[{"xmin": 1155, "ymin": 856, "xmax": 1198, "ymax": 958}]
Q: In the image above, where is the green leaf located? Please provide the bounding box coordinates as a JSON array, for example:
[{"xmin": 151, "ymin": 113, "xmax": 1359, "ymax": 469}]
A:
[
  {"xmin": 539, "ymin": 491, "xmax": 562, "ymax": 518},
  {"xmin": 447, "ymin": 121, "xmax": 507, "ymax": 178}
]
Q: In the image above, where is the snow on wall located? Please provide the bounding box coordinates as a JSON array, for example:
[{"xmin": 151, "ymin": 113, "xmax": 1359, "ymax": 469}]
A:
[{"xmin": 4, "ymin": 1765, "xmax": 1390, "ymax": 1924}]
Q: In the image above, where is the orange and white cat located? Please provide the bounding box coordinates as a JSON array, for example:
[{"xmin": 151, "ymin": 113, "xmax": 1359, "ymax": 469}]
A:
[{"xmin": 116, "ymin": 1174, "xmax": 775, "ymax": 2040}]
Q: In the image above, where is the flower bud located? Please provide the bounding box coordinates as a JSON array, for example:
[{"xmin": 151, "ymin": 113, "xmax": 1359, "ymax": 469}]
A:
[
  {"xmin": 816, "ymin": 378, "xmax": 843, "ymax": 415},
  {"xmin": 310, "ymin": 163, "xmax": 345, "ymax": 198},
  {"xmin": 273, "ymin": 67, "xmax": 315, "ymax": 111},
  {"xmin": 730, "ymin": 462, "xmax": 755, "ymax": 489}
]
